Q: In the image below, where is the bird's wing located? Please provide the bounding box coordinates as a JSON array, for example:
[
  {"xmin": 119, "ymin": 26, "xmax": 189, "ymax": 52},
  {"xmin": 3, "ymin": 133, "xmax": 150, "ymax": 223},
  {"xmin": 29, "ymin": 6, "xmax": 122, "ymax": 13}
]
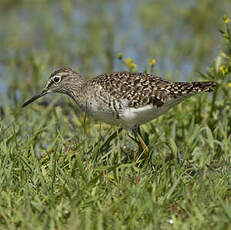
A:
[{"xmin": 88, "ymin": 71, "xmax": 174, "ymax": 108}]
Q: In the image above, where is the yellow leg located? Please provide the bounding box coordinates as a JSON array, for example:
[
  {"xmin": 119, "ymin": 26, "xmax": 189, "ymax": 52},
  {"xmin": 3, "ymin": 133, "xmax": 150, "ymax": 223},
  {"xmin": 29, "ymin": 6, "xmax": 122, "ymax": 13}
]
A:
[{"xmin": 133, "ymin": 126, "xmax": 149, "ymax": 159}]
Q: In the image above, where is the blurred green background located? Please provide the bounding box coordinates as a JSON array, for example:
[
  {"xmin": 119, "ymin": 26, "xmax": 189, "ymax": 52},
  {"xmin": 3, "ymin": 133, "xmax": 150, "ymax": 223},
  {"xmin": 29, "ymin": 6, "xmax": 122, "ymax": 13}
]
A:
[
  {"xmin": 1, "ymin": 0, "xmax": 231, "ymax": 105},
  {"xmin": 1, "ymin": 1, "xmax": 231, "ymax": 229}
]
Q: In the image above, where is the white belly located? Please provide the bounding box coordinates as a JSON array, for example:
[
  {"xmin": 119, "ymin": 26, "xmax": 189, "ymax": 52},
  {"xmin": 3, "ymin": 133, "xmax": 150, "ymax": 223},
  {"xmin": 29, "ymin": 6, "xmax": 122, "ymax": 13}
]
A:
[
  {"xmin": 87, "ymin": 97, "xmax": 184, "ymax": 130},
  {"xmin": 119, "ymin": 105, "xmax": 158, "ymax": 128},
  {"xmin": 119, "ymin": 98, "xmax": 184, "ymax": 129}
]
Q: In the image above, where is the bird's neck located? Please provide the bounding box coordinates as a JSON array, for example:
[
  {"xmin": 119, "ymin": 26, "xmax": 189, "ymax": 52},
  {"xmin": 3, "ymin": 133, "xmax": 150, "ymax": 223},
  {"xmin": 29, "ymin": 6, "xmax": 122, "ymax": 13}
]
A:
[{"xmin": 65, "ymin": 78, "xmax": 87, "ymax": 109}]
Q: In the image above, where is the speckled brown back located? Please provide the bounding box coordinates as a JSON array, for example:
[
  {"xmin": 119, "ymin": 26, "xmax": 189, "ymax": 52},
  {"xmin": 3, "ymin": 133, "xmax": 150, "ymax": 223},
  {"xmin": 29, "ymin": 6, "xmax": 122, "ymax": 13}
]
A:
[{"xmin": 88, "ymin": 72, "xmax": 216, "ymax": 108}]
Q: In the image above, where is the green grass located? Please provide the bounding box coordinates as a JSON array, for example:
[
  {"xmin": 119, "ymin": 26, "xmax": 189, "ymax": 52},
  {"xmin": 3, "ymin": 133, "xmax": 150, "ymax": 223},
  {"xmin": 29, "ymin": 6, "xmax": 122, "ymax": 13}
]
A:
[
  {"xmin": 1, "ymin": 2, "xmax": 231, "ymax": 229},
  {"xmin": 0, "ymin": 102, "xmax": 230, "ymax": 229},
  {"xmin": 1, "ymin": 76, "xmax": 231, "ymax": 229}
]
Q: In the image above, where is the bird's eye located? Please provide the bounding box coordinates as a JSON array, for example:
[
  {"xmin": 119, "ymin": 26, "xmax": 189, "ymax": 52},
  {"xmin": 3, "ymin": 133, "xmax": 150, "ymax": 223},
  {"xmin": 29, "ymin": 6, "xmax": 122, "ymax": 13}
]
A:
[{"xmin": 53, "ymin": 76, "xmax": 61, "ymax": 83}]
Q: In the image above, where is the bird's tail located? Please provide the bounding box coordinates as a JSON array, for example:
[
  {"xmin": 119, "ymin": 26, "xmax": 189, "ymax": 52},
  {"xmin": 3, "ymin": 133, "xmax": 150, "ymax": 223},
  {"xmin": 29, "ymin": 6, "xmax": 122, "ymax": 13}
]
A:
[
  {"xmin": 190, "ymin": 81, "xmax": 216, "ymax": 93},
  {"xmin": 172, "ymin": 81, "xmax": 216, "ymax": 96}
]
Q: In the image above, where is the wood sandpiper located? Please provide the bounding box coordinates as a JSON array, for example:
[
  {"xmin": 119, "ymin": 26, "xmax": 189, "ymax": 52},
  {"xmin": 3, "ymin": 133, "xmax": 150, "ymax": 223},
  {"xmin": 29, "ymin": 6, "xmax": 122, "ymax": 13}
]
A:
[{"xmin": 22, "ymin": 68, "xmax": 216, "ymax": 136}]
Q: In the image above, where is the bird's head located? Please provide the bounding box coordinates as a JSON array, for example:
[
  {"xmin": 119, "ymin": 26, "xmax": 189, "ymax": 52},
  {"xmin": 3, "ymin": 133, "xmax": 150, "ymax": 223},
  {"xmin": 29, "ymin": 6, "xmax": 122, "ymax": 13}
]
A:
[{"xmin": 22, "ymin": 67, "xmax": 83, "ymax": 107}]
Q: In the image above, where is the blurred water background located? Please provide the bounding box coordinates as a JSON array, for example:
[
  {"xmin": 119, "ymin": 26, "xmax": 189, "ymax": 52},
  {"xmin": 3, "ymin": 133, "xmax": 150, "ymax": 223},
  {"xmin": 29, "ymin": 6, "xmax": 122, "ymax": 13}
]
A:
[{"xmin": 0, "ymin": 0, "xmax": 231, "ymax": 104}]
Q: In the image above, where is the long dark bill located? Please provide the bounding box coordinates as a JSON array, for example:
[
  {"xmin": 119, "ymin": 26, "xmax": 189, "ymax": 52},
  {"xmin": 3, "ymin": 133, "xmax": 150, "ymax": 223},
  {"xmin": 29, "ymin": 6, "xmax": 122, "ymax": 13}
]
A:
[{"xmin": 22, "ymin": 90, "xmax": 47, "ymax": 107}]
